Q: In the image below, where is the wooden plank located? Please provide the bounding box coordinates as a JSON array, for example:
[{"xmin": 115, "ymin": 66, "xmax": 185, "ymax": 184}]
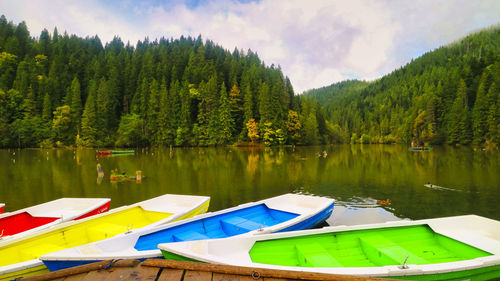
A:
[
  {"xmin": 100, "ymin": 267, "xmax": 136, "ymax": 281},
  {"xmin": 60, "ymin": 272, "xmax": 89, "ymax": 281},
  {"xmin": 156, "ymin": 268, "xmax": 184, "ymax": 281},
  {"xmin": 183, "ymin": 270, "xmax": 212, "ymax": 281},
  {"xmin": 120, "ymin": 264, "xmax": 161, "ymax": 281},
  {"xmin": 213, "ymin": 273, "xmax": 256, "ymax": 281},
  {"xmin": 79, "ymin": 270, "xmax": 114, "ymax": 281},
  {"xmin": 142, "ymin": 260, "xmax": 395, "ymax": 281},
  {"xmin": 19, "ymin": 260, "xmax": 113, "ymax": 281}
]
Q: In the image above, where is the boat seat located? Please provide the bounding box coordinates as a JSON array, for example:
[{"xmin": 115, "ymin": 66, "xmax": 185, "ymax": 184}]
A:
[
  {"xmin": 21, "ymin": 243, "xmax": 65, "ymax": 260},
  {"xmin": 220, "ymin": 216, "xmax": 262, "ymax": 236},
  {"xmin": 173, "ymin": 230, "xmax": 209, "ymax": 242},
  {"xmin": 86, "ymin": 223, "xmax": 126, "ymax": 241},
  {"xmin": 359, "ymin": 235, "xmax": 428, "ymax": 266},
  {"xmin": 295, "ymin": 243, "xmax": 342, "ymax": 267}
]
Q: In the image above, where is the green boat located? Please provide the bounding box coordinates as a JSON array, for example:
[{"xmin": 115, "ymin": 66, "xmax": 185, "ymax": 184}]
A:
[
  {"xmin": 408, "ymin": 146, "xmax": 433, "ymax": 151},
  {"xmin": 97, "ymin": 150, "xmax": 135, "ymax": 156},
  {"xmin": 159, "ymin": 215, "xmax": 500, "ymax": 281}
]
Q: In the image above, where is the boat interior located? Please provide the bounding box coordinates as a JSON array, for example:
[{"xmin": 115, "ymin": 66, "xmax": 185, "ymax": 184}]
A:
[
  {"xmin": 0, "ymin": 212, "xmax": 59, "ymax": 236},
  {"xmin": 249, "ymin": 225, "xmax": 492, "ymax": 267},
  {"xmin": 0, "ymin": 206, "xmax": 172, "ymax": 266},
  {"xmin": 134, "ymin": 204, "xmax": 299, "ymax": 251}
]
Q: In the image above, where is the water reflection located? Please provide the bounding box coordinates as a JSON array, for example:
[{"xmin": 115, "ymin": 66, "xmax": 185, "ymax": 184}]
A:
[{"xmin": 0, "ymin": 145, "xmax": 498, "ymax": 225}]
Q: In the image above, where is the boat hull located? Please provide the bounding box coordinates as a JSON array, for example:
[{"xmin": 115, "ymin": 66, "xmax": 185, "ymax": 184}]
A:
[
  {"xmin": 0, "ymin": 194, "xmax": 209, "ymax": 280},
  {"xmin": 0, "ymin": 198, "xmax": 111, "ymax": 240},
  {"xmin": 41, "ymin": 194, "xmax": 334, "ymax": 272},
  {"xmin": 161, "ymin": 250, "xmax": 500, "ymax": 281},
  {"xmin": 159, "ymin": 215, "xmax": 500, "ymax": 281},
  {"xmin": 0, "ymin": 264, "xmax": 48, "ymax": 281}
]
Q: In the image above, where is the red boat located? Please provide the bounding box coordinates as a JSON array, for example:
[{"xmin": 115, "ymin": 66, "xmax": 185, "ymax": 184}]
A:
[
  {"xmin": 0, "ymin": 198, "xmax": 110, "ymax": 240},
  {"xmin": 0, "ymin": 203, "xmax": 4, "ymax": 214},
  {"xmin": 97, "ymin": 150, "xmax": 135, "ymax": 157}
]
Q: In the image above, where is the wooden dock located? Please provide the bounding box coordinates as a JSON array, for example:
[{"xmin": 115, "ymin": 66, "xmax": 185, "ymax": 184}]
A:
[{"xmin": 18, "ymin": 259, "xmax": 397, "ymax": 281}]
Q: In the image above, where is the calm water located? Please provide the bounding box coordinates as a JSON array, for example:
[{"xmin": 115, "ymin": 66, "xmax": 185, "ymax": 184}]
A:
[{"xmin": 1, "ymin": 145, "xmax": 499, "ymax": 225}]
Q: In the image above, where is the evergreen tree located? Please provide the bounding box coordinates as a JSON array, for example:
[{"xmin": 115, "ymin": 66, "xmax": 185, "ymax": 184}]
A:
[
  {"xmin": 51, "ymin": 105, "xmax": 72, "ymax": 145},
  {"xmin": 258, "ymin": 82, "xmax": 272, "ymax": 124},
  {"xmin": 69, "ymin": 77, "xmax": 82, "ymax": 135},
  {"xmin": 42, "ymin": 91, "xmax": 51, "ymax": 121},
  {"xmin": 472, "ymin": 73, "xmax": 490, "ymax": 145},
  {"xmin": 175, "ymin": 81, "xmax": 192, "ymax": 146},
  {"xmin": 146, "ymin": 79, "xmax": 160, "ymax": 144},
  {"xmin": 486, "ymin": 83, "xmax": 498, "ymax": 143},
  {"xmin": 217, "ymin": 82, "xmax": 233, "ymax": 144},
  {"xmin": 286, "ymin": 110, "xmax": 301, "ymax": 144},
  {"xmin": 448, "ymin": 79, "xmax": 472, "ymax": 144},
  {"xmin": 228, "ymin": 83, "xmax": 242, "ymax": 134},
  {"xmin": 80, "ymin": 80, "xmax": 98, "ymax": 146}
]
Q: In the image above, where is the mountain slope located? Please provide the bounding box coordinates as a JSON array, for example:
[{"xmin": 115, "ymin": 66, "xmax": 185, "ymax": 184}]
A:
[{"xmin": 306, "ymin": 26, "xmax": 500, "ymax": 146}]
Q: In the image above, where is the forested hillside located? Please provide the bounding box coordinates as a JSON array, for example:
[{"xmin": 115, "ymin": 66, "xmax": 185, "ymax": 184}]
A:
[
  {"xmin": 0, "ymin": 15, "xmax": 330, "ymax": 148},
  {"xmin": 305, "ymin": 27, "xmax": 500, "ymax": 147}
]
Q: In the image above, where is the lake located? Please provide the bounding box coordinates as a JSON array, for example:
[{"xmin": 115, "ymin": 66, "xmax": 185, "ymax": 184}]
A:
[{"xmin": 1, "ymin": 145, "xmax": 498, "ymax": 225}]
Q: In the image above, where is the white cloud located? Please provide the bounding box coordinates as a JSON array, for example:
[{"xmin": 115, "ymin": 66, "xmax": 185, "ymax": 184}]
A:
[{"xmin": 1, "ymin": 0, "xmax": 499, "ymax": 93}]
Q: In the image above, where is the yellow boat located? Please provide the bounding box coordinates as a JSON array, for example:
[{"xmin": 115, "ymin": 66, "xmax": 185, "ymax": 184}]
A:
[{"xmin": 0, "ymin": 194, "xmax": 210, "ymax": 280}]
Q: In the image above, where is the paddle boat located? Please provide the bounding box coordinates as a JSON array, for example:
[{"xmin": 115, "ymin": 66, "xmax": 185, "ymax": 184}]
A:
[
  {"xmin": 158, "ymin": 215, "xmax": 500, "ymax": 281},
  {"xmin": 0, "ymin": 198, "xmax": 110, "ymax": 241},
  {"xmin": 0, "ymin": 194, "xmax": 210, "ymax": 280},
  {"xmin": 41, "ymin": 194, "xmax": 334, "ymax": 272},
  {"xmin": 408, "ymin": 146, "xmax": 432, "ymax": 151},
  {"xmin": 97, "ymin": 150, "xmax": 135, "ymax": 157}
]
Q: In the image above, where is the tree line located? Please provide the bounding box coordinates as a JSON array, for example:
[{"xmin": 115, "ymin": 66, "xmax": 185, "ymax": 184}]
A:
[
  {"xmin": 305, "ymin": 26, "xmax": 500, "ymax": 147},
  {"xmin": 0, "ymin": 15, "xmax": 335, "ymax": 148}
]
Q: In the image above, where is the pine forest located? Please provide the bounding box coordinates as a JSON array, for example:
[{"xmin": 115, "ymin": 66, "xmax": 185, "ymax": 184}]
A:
[
  {"xmin": 1, "ymin": 15, "xmax": 499, "ymax": 148},
  {"xmin": 0, "ymin": 15, "xmax": 318, "ymax": 148},
  {"xmin": 305, "ymin": 27, "xmax": 500, "ymax": 147}
]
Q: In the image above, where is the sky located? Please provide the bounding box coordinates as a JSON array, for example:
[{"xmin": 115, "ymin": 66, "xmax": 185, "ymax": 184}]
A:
[{"xmin": 1, "ymin": 0, "xmax": 500, "ymax": 93}]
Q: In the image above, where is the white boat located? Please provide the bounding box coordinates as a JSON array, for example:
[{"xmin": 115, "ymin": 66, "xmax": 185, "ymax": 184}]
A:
[
  {"xmin": 41, "ymin": 194, "xmax": 335, "ymax": 272},
  {"xmin": 424, "ymin": 183, "xmax": 459, "ymax": 192},
  {"xmin": 158, "ymin": 215, "xmax": 500, "ymax": 280},
  {"xmin": 0, "ymin": 194, "xmax": 210, "ymax": 281},
  {"xmin": 0, "ymin": 197, "xmax": 111, "ymax": 241}
]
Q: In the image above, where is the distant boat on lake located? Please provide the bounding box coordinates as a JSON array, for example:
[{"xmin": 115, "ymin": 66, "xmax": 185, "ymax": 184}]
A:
[
  {"xmin": 409, "ymin": 146, "xmax": 433, "ymax": 151},
  {"xmin": 97, "ymin": 150, "xmax": 135, "ymax": 157},
  {"xmin": 424, "ymin": 183, "xmax": 460, "ymax": 192}
]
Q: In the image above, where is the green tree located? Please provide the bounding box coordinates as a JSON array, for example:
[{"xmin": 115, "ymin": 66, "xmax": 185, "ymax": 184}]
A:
[
  {"xmin": 486, "ymin": 83, "xmax": 498, "ymax": 143},
  {"xmin": 80, "ymin": 80, "xmax": 98, "ymax": 146},
  {"xmin": 246, "ymin": 118, "xmax": 259, "ymax": 144},
  {"xmin": 52, "ymin": 105, "xmax": 73, "ymax": 145},
  {"xmin": 286, "ymin": 110, "xmax": 301, "ymax": 144},
  {"xmin": 472, "ymin": 74, "xmax": 490, "ymax": 145},
  {"xmin": 228, "ymin": 83, "xmax": 242, "ymax": 134},
  {"xmin": 69, "ymin": 77, "xmax": 82, "ymax": 135},
  {"xmin": 116, "ymin": 113, "xmax": 146, "ymax": 147},
  {"xmin": 448, "ymin": 80, "xmax": 472, "ymax": 145},
  {"xmin": 42, "ymin": 92, "xmax": 51, "ymax": 121},
  {"xmin": 217, "ymin": 82, "xmax": 233, "ymax": 144}
]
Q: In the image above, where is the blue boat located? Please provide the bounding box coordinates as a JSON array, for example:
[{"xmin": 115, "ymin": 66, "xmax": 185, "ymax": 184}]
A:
[{"xmin": 41, "ymin": 194, "xmax": 335, "ymax": 271}]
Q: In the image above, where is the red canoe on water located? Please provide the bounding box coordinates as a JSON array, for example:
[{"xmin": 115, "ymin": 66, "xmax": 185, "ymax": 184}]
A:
[
  {"xmin": 97, "ymin": 150, "xmax": 135, "ymax": 156},
  {"xmin": 0, "ymin": 198, "xmax": 110, "ymax": 240}
]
